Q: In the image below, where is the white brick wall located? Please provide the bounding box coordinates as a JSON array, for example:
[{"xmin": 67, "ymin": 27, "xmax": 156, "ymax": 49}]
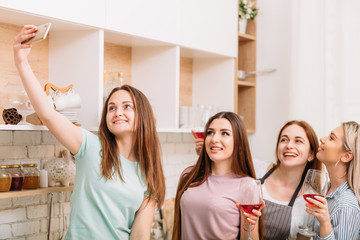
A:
[
  {"xmin": 0, "ymin": 208, "xmax": 27, "ymax": 224},
  {"xmin": 13, "ymin": 196, "xmax": 41, "ymax": 207},
  {"xmin": 12, "ymin": 221, "xmax": 41, "ymax": 237},
  {"xmin": 27, "ymin": 205, "xmax": 48, "ymax": 219},
  {"xmin": 13, "ymin": 131, "xmax": 41, "ymax": 146},
  {"xmin": 0, "ymin": 130, "xmax": 197, "ymax": 239},
  {"xmin": 27, "ymin": 145, "xmax": 55, "ymax": 159},
  {"xmin": 0, "ymin": 199, "xmax": 12, "ymax": 210},
  {"xmin": 0, "ymin": 224, "xmax": 12, "ymax": 239},
  {"xmin": 0, "ymin": 146, "xmax": 27, "ymax": 159},
  {"xmin": 0, "ymin": 131, "xmax": 12, "ymax": 145}
]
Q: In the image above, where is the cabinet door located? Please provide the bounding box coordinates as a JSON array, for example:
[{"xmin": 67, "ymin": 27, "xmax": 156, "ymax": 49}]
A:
[
  {"xmin": 179, "ymin": 0, "xmax": 238, "ymax": 57},
  {"xmin": 0, "ymin": 0, "xmax": 105, "ymax": 28},
  {"xmin": 105, "ymin": 0, "xmax": 180, "ymax": 44}
]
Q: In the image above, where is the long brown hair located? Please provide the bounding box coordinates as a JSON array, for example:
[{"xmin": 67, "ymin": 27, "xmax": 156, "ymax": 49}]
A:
[
  {"xmin": 172, "ymin": 112, "xmax": 256, "ymax": 240},
  {"xmin": 274, "ymin": 120, "xmax": 322, "ymax": 173},
  {"xmin": 342, "ymin": 121, "xmax": 360, "ymax": 203},
  {"xmin": 99, "ymin": 84, "xmax": 165, "ymax": 207}
]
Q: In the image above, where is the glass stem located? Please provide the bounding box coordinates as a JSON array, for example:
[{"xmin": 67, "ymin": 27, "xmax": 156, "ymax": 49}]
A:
[{"xmin": 248, "ymin": 223, "xmax": 252, "ymax": 240}]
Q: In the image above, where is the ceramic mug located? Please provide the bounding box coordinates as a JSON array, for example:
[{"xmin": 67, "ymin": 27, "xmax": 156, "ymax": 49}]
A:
[
  {"xmin": 53, "ymin": 90, "xmax": 81, "ymax": 111},
  {"xmin": 67, "ymin": 92, "xmax": 81, "ymax": 109},
  {"xmin": 53, "ymin": 91, "xmax": 67, "ymax": 111}
]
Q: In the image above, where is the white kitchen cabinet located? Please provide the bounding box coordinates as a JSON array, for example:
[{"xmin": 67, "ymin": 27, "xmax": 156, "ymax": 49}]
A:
[
  {"xmin": 0, "ymin": 0, "xmax": 106, "ymax": 28},
  {"xmin": 179, "ymin": 0, "xmax": 238, "ymax": 57},
  {"xmin": 105, "ymin": 0, "xmax": 180, "ymax": 45},
  {"xmin": 0, "ymin": 1, "xmax": 237, "ymax": 132}
]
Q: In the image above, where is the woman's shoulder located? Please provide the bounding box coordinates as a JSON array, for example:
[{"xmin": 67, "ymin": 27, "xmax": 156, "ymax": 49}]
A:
[
  {"xmin": 79, "ymin": 128, "xmax": 100, "ymax": 144},
  {"xmin": 80, "ymin": 127, "xmax": 97, "ymax": 137},
  {"xmin": 180, "ymin": 166, "xmax": 194, "ymax": 178},
  {"xmin": 337, "ymin": 187, "xmax": 360, "ymax": 211}
]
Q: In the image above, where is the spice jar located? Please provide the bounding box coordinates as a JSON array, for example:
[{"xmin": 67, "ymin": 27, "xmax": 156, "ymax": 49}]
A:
[
  {"xmin": 22, "ymin": 163, "xmax": 40, "ymax": 189},
  {"xmin": 7, "ymin": 165, "xmax": 24, "ymax": 191},
  {"xmin": 0, "ymin": 165, "xmax": 12, "ymax": 192}
]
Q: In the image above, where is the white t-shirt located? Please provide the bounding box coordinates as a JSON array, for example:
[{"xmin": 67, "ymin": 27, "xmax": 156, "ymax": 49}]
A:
[{"xmin": 254, "ymin": 160, "xmax": 307, "ymax": 240}]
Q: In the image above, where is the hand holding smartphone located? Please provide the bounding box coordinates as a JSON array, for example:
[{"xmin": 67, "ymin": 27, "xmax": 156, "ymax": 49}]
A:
[{"xmin": 22, "ymin": 22, "xmax": 51, "ymax": 44}]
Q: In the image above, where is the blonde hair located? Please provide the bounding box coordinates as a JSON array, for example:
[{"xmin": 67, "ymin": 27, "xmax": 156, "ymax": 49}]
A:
[{"xmin": 343, "ymin": 121, "xmax": 360, "ymax": 203}]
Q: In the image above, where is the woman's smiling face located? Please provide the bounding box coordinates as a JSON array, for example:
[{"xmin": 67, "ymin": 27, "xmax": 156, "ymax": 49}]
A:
[
  {"xmin": 317, "ymin": 125, "xmax": 345, "ymax": 165},
  {"xmin": 205, "ymin": 118, "xmax": 234, "ymax": 165},
  {"xmin": 106, "ymin": 90, "xmax": 135, "ymax": 136},
  {"xmin": 277, "ymin": 124, "xmax": 314, "ymax": 168}
]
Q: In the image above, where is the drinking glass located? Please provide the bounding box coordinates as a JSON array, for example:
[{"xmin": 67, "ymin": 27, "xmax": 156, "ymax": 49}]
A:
[
  {"xmin": 191, "ymin": 104, "xmax": 206, "ymax": 139},
  {"xmin": 236, "ymin": 179, "xmax": 263, "ymax": 240},
  {"xmin": 297, "ymin": 169, "xmax": 329, "ymax": 237}
]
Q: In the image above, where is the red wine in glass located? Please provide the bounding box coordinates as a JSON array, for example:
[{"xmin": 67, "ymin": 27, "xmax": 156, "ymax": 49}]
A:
[
  {"xmin": 298, "ymin": 169, "xmax": 329, "ymax": 237},
  {"xmin": 193, "ymin": 131, "xmax": 204, "ymax": 139},
  {"xmin": 236, "ymin": 179, "xmax": 262, "ymax": 240},
  {"xmin": 303, "ymin": 193, "xmax": 324, "ymax": 205},
  {"xmin": 237, "ymin": 203, "xmax": 262, "ymax": 215}
]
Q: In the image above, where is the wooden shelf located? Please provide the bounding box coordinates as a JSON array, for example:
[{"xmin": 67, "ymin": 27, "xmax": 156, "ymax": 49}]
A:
[
  {"xmin": 0, "ymin": 186, "xmax": 73, "ymax": 199},
  {"xmin": 247, "ymin": 129, "xmax": 255, "ymax": 134},
  {"xmin": 238, "ymin": 33, "xmax": 256, "ymax": 41},
  {"xmin": 235, "ymin": 8, "xmax": 257, "ymax": 132},
  {"xmin": 0, "ymin": 124, "xmax": 48, "ymax": 131},
  {"xmin": 237, "ymin": 81, "xmax": 256, "ymax": 87}
]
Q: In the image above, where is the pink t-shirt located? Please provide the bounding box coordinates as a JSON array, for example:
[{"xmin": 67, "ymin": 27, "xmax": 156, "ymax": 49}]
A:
[{"xmin": 180, "ymin": 173, "xmax": 252, "ymax": 240}]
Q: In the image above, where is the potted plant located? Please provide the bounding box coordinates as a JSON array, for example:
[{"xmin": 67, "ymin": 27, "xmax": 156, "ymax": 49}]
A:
[{"xmin": 238, "ymin": 0, "xmax": 258, "ymax": 34}]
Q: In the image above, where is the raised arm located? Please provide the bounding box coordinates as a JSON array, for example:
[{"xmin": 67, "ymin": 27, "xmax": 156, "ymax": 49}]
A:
[{"xmin": 13, "ymin": 25, "xmax": 82, "ymax": 154}]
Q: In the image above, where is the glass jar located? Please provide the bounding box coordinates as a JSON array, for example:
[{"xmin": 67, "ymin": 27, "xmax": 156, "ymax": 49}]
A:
[
  {"xmin": 7, "ymin": 165, "xmax": 24, "ymax": 191},
  {"xmin": 0, "ymin": 165, "xmax": 12, "ymax": 192},
  {"xmin": 22, "ymin": 163, "xmax": 40, "ymax": 189}
]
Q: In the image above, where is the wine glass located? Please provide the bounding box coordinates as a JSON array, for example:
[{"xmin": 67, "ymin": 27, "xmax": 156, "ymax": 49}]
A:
[
  {"xmin": 236, "ymin": 179, "xmax": 263, "ymax": 240},
  {"xmin": 297, "ymin": 169, "xmax": 329, "ymax": 237},
  {"xmin": 191, "ymin": 104, "xmax": 206, "ymax": 139}
]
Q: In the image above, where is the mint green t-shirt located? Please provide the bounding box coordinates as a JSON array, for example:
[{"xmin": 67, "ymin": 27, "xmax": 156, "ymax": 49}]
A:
[{"xmin": 65, "ymin": 128, "xmax": 147, "ymax": 240}]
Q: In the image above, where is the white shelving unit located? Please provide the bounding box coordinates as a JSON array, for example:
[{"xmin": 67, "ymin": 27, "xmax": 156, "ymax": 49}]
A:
[{"xmin": 0, "ymin": 0, "xmax": 238, "ymax": 132}]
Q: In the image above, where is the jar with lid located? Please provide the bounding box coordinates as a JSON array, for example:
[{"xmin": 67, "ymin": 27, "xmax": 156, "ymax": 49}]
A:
[
  {"xmin": 7, "ymin": 165, "xmax": 24, "ymax": 191},
  {"xmin": 22, "ymin": 163, "xmax": 40, "ymax": 189},
  {"xmin": 0, "ymin": 165, "xmax": 12, "ymax": 192}
]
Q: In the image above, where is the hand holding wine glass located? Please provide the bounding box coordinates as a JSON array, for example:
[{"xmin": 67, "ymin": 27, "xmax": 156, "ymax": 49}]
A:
[
  {"xmin": 191, "ymin": 130, "xmax": 204, "ymax": 155},
  {"xmin": 236, "ymin": 179, "xmax": 263, "ymax": 240},
  {"xmin": 297, "ymin": 169, "xmax": 329, "ymax": 237}
]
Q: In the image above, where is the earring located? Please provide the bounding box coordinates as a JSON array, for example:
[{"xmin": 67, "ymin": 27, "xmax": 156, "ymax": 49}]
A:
[{"xmin": 335, "ymin": 160, "xmax": 340, "ymax": 167}]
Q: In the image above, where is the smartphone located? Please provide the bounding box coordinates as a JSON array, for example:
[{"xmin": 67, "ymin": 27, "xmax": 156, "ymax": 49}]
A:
[{"xmin": 22, "ymin": 22, "xmax": 52, "ymax": 44}]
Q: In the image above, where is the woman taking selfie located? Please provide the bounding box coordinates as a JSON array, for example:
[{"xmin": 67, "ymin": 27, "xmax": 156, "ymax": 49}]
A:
[
  {"xmin": 302, "ymin": 121, "xmax": 360, "ymax": 239},
  {"xmin": 173, "ymin": 112, "xmax": 264, "ymax": 240},
  {"xmin": 14, "ymin": 25, "xmax": 165, "ymax": 240},
  {"xmin": 259, "ymin": 120, "xmax": 322, "ymax": 240}
]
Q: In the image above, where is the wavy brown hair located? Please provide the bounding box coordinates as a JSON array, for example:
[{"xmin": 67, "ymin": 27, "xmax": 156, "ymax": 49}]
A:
[
  {"xmin": 172, "ymin": 112, "xmax": 257, "ymax": 240},
  {"xmin": 99, "ymin": 84, "xmax": 165, "ymax": 207},
  {"xmin": 274, "ymin": 120, "xmax": 322, "ymax": 174}
]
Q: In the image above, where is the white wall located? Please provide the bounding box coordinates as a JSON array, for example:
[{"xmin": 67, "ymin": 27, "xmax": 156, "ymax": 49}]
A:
[
  {"xmin": 248, "ymin": 0, "xmax": 292, "ymax": 163},
  {"xmin": 249, "ymin": 0, "xmax": 360, "ymax": 164}
]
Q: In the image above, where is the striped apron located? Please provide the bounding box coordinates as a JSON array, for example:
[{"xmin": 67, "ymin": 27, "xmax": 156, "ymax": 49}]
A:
[{"xmin": 260, "ymin": 167, "xmax": 306, "ymax": 240}]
